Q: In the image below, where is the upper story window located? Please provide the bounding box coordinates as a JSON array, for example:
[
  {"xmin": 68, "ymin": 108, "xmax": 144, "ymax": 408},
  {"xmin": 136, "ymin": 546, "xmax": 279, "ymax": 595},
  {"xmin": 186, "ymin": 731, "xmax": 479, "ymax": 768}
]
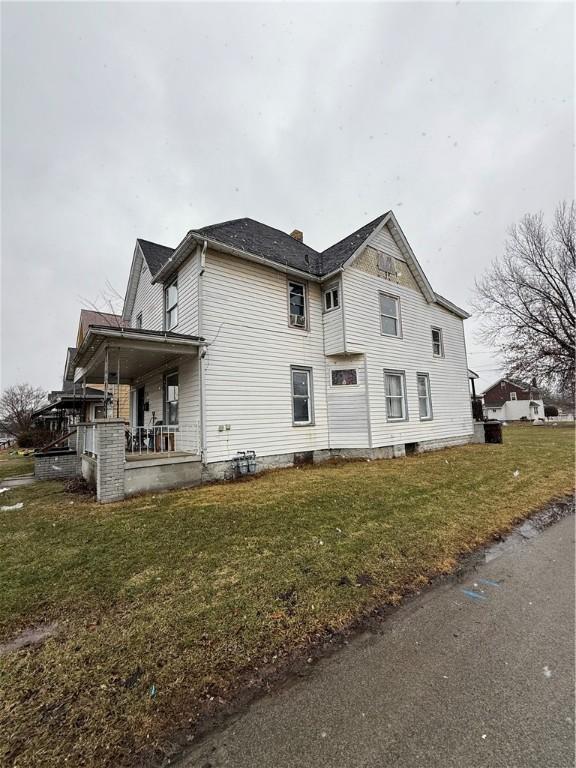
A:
[
  {"xmin": 165, "ymin": 278, "xmax": 178, "ymax": 330},
  {"xmin": 500, "ymin": 380, "xmax": 506, "ymax": 390},
  {"xmin": 377, "ymin": 252, "xmax": 397, "ymax": 278},
  {"xmin": 379, "ymin": 293, "xmax": 401, "ymax": 337},
  {"xmin": 510, "ymin": 391, "xmax": 517, "ymax": 400},
  {"xmin": 384, "ymin": 370, "xmax": 408, "ymax": 421},
  {"xmin": 135, "ymin": 313, "xmax": 143, "ymax": 329},
  {"xmin": 288, "ymin": 281, "xmax": 307, "ymax": 329},
  {"xmin": 431, "ymin": 327, "xmax": 444, "ymax": 357},
  {"xmin": 291, "ymin": 366, "xmax": 313, "ymax": 425},
  {"xmin": 323, "ymin": 284, "xmax": 340, "ymax": 312},
  {"xmin": 417, "ymin": 373, "xmax": 433, "ymax": 420},
  {"xmin": 331, "ymin": 369, "xmax": 358, "ymax": 386}
]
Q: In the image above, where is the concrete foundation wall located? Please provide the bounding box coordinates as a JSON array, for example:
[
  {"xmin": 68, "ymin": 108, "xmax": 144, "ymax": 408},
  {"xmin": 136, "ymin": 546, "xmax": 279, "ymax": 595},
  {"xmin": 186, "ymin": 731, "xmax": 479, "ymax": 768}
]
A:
[
  {"xmin": 81, "ymin": 455, "xmax": 97, "ymax": 487},
  {"xmin": 35, "ymin": 453, "xmax": 81, "ymax": 480},
  {"xmin": 125, "ymin": 455, "xmax": 202, "ymax": 496}
]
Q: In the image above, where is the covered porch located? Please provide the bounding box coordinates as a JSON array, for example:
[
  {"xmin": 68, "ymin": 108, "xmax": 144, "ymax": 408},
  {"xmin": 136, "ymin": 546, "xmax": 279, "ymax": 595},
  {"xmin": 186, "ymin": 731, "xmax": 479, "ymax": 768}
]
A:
[{"xmin": 70, "ymin": 325, "xmax": 204, "ymax": 459}]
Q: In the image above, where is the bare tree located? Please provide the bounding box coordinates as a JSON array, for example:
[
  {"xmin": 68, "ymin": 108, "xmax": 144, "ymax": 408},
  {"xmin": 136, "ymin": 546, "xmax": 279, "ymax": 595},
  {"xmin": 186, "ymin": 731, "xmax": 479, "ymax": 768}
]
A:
[
  {"xmin": 474, "ymin": 202, "xmax": 576, "ymax": 397},
  {"xmin": 0, "ymin": 383, "xmax": 47, "ymax": 437}
]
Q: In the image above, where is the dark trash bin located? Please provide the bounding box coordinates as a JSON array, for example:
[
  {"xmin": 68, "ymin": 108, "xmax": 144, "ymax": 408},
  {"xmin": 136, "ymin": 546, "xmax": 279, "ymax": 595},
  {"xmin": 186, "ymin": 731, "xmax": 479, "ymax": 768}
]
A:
[{"xmin": 484, "ymin": 419, "xmax": 503, "ymax": 444}]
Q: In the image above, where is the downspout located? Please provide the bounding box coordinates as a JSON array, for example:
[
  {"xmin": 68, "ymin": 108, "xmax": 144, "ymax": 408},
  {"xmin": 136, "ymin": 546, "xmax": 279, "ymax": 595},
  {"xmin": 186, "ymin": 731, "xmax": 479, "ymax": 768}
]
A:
[{"xmin": 198, "ymin": 240, "xmax": 208, "ymax": 464}]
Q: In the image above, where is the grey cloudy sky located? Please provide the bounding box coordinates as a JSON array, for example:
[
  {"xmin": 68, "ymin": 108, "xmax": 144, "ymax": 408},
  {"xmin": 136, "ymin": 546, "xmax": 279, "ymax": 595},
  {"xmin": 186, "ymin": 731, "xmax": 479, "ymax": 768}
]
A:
[{"xmin": 1, "ymin": 1, "xmax": 573, "ymax": 393}]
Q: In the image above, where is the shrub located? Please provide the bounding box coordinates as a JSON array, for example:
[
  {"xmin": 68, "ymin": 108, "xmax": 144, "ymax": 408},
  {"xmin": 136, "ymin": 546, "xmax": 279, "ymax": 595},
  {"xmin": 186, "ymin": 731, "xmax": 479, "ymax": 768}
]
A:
[{"xmin": 544, "ymin": 405, "xmax": 559, "ymax": 418}]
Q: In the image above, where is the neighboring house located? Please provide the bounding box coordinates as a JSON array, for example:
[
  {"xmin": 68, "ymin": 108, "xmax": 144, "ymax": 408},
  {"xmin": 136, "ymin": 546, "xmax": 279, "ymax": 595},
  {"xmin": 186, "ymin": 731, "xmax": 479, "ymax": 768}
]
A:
[
  {"xmin": 32, "ymin": 378, "xmax": 107, "ymax": 433},
  {"xmin": 73, "ymin": 310, "xmax": 130, "ymax": 420},
  {"xmin": 68, "ymin": 211, "xmax": 476, "ymax": 497},
  {"xmin": 482, "ymin": 378, "xmax": 544, "ymax": 421}
]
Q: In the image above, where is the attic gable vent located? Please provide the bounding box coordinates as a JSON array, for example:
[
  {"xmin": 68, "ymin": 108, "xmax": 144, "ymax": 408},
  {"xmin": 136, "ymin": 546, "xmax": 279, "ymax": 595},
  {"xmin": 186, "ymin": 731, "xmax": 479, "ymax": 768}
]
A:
[{"xmin": 377, "ymin": 252, "xmax": 397, "ymax": 275}]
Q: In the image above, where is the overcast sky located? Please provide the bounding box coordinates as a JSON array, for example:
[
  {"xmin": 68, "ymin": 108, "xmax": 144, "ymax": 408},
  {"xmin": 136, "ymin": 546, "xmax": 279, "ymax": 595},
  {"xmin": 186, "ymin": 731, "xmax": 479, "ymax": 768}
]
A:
[{"xmin": 1, "ymin": 1, "xmax": 573, "ymax": 393}]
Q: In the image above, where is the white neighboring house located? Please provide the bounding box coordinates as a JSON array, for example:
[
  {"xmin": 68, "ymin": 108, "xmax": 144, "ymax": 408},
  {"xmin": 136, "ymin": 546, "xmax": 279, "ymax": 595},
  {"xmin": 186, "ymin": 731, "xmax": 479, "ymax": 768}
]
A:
[
  {"xmin": 481, "ymin": 378, "xmax": 545, "ymax": 421},
  {"xmin": 68, "ymin": 211, "xmax": 476, "ymax": 494}
]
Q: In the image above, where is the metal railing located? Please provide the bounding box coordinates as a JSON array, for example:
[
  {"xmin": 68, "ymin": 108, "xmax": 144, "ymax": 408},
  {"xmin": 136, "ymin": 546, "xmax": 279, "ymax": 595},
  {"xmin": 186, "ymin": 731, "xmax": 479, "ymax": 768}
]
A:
[{"xmin": 125, "ymin": 423, "xmax": 200, "ymax": 455}]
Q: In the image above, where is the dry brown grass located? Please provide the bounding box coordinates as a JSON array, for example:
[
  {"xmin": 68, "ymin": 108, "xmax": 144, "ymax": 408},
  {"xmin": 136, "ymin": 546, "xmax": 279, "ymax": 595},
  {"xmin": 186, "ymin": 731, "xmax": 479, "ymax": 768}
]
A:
[{"xmin": 0, "ymin": 425, "xmax": 573, "ymax": 766}]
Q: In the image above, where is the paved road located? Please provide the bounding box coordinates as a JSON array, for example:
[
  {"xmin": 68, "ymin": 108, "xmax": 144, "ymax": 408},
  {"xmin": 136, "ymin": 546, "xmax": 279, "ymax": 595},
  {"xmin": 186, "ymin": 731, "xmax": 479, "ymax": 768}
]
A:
[{"xmin": 182, "ymin": 514, "xmax": 575, "ymax": 768}]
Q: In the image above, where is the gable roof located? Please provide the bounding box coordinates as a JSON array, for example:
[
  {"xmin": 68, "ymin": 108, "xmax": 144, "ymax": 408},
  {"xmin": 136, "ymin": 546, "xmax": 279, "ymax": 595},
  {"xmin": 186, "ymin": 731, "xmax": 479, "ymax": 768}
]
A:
[
  {"xmin": 126, "ymin": 212, "xmax": 468, "ymax": 318},
  {"xmin": 137, "ymin": 238, "xmax": 175, "ymax": 276},
  {"xmin": 320, "ymin": 213, "xmax": 390, "ymax": 274}
]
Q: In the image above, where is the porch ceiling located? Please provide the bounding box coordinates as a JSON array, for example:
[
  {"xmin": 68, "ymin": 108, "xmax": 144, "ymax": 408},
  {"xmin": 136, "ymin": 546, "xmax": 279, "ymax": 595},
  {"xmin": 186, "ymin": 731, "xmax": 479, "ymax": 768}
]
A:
[{"xmin": 72, "ymin": 326, "xmax": 203, "ymax": 385}]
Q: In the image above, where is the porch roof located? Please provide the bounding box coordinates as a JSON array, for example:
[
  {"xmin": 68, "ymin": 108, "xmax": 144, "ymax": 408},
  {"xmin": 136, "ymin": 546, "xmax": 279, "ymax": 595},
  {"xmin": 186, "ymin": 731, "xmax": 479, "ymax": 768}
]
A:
[{"xmin": 71, "ymin": 325, "xmax": 204, "ymax": 385}]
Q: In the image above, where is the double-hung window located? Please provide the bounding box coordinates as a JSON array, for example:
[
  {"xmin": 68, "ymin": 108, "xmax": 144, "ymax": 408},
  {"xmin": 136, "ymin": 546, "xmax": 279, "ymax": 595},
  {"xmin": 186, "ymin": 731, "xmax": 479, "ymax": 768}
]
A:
[
  {"xmin": 165, "ymin": 278, "xmax": 178, "ymax": 330},
  {"xmin": 380, "ymin": 293, "xmax": 401, "ymax": 337},
  {"xmin": 323, "ymin": 284, "xmax": 340, "ymax": 312},
  {"xmin": 291, "ymin": 366, "xmax": 313, "ymax": 425},
  {"xmin": 417, "ymin": 373, "xmax": 433, "ymax": 420},
  {"xmin": 384, "ymin": 370, "xmax": 407, "ymax": 421},
  {"xmin": 164, "ymin": 370, "xmax": 179, "ymax": 426},
  {"xmin": 431, "ymin": 327, "xmax": 444, "ymax": 357},
  {"xmin": 288, "ymin": 281, "xmax": 307, "ymax": 328},
  {"xmin": 135, "ymin": 312, "xmax": 143, "ymax": 329},
  {"xmin": 510, "ymin": 391, "xmax": 517, "ymax": 400}
]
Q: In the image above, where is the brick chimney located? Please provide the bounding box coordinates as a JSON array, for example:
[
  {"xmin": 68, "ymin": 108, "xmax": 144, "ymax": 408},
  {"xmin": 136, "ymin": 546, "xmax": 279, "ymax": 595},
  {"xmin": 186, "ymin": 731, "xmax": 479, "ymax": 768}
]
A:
[{"xmin": 290, "ymin": 229, "xmax": 303, "ymax": 242}]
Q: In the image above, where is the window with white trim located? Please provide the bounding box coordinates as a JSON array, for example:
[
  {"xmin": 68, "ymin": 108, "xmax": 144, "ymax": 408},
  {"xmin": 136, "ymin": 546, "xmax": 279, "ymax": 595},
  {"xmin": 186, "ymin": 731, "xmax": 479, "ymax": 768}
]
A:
[
  {"xmin": 331, "ymin": 369, "xmax": 358, "ymax": 386},
  {"xmin": 384, "ymin": 370, "xmax": 407, "ymax": 421},
  {"xmin": 510, "ymin": 391, "xmax": 517, "ymax": 400},
  {"xmin": 379, "ymin": 293, "xmax": 401, "ymax": 337},
  {"xmin": 417, "ymin": 373, "xmax": 433, "ymax": 420},
  {"xmin": 164, "ymin": 370, "xmax": 179, "ymax": 426},
  {"xmin": 165, "ymin": 278, "xmax": 178, "ymax": 330},
  {"xmin": 323, "ymin": 284, "xmax": 340, "ymax": 312},
  {"xmin": 291, "ymin": 367, "xmax": 313, "ymax": 425},
  {"xmin": 431, "ymin": 327, "xmax": 444, "ymax": 357},
  {"xmin": 288, "ymin": 281, "xmax": 307, "ymax": 328}
]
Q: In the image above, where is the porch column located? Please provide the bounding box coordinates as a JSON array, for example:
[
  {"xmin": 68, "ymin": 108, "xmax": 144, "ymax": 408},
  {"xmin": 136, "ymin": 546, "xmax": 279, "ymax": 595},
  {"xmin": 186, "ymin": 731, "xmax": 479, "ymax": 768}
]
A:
[{"xmin": 95, "ymin": 418, "xmax": 125, "ymax": 503}]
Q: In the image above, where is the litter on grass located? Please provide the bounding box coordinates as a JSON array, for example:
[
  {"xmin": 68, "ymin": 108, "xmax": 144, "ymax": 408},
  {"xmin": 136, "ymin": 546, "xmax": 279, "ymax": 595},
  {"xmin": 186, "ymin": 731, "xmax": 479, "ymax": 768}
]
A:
[
  {"xmin": 0, "ymin": 488, "xmax": 9, "ymax": 494},
  {"xmin": 1, "ymin": 502, "xmax": 23, "ymax": 511}
]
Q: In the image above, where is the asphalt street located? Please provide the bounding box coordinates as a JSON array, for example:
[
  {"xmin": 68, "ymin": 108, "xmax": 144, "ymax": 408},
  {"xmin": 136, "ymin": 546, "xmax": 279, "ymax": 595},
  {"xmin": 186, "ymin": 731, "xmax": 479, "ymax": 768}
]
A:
[{"xmin": 181, "ymin": 513, "xmax": 575, "ymax": 768}]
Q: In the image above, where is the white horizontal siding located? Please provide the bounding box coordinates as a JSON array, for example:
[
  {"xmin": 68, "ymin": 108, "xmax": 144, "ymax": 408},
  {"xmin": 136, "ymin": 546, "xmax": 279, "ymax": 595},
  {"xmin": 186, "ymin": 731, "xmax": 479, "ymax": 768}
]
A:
[
  {"xmin": 326, "ymin": 355, "xmax": 369, "ymax": 448},
  {"xmin": 343, "ymin": 267, "xmax": 473, "ymax": 447},
  {"xmin": 370, "ymin": 223, "xmax": 406, "ymax": 261},
  {"xmin": 202, "ymin": 251, "xmax": 329, "ymax": 463},
  {"xmin": 130, "ymin": 261, "xmax": 164, "ymax": 331},
  {"xmin": 322, "ymin": 306, "xmax": 345, "ymax": 355},
  {"xmin": 174, "ymin": 251, "xmax": 199, "ymax": 336}
]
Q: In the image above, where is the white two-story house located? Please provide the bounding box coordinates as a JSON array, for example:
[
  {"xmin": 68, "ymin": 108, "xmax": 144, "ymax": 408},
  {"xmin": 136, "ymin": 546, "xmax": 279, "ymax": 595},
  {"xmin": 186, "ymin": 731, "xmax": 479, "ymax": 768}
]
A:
[{"xmin": 69, "ymin": 211, "xmax": 475, "ymax": 494}]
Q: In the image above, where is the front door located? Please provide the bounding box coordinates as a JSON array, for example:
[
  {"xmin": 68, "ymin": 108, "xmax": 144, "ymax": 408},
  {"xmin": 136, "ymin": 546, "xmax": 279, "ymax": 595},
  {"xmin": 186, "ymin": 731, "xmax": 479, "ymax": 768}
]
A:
[{"xmin": 137, "ymin": 386, "xmax": 145, "ymax": 427}]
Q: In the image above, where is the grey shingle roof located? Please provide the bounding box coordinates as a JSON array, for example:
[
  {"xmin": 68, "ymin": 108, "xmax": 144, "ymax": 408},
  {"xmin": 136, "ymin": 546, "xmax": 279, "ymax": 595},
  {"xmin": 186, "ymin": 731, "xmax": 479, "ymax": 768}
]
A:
[
  {"xmin": 320, "ymin": 213, "xmax": 390, "ymax": 274},
  {"xmin": 195, "ymin": 218, "xmax": 323, "ymax": 275},
  {"xmin": 137, "ymin": 238, "xmax": 175, "ymax": 276},
  {"xmin": 138, "ymin": 214, "xmax": 394, "ymax": 279}
]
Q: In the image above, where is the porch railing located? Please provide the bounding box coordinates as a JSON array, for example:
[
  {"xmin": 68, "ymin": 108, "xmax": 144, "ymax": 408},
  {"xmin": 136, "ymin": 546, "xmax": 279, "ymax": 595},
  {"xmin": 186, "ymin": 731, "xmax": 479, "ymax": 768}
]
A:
[{"xmin": 125, "ymin": 423, "xmax": 200, "ymax": 455}]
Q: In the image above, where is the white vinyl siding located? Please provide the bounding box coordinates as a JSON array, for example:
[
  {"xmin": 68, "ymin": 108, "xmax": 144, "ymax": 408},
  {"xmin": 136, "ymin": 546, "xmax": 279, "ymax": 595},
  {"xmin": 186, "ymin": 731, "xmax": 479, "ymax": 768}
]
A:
[
  {"xmin": 130, "ymin": 261, "xmax": 164, "ymax": 331},
  {"xmin": 342, "ymin": 266, "xmax": 473, "ymax": 447},
  {"xmin": 326, "ymin": 357, "xmax": 369, "ymax": 448},
  {"xmin": 203, "ymin": 250, "xmax": 328, "ymax": 463}
]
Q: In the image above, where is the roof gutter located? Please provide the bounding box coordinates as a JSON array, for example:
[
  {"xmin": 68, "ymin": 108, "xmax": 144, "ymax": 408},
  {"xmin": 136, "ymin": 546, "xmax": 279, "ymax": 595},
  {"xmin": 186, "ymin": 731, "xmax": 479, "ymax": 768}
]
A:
[{"xmin": 151, "ymin": 232, "xmax": 322, "ymax": 285}]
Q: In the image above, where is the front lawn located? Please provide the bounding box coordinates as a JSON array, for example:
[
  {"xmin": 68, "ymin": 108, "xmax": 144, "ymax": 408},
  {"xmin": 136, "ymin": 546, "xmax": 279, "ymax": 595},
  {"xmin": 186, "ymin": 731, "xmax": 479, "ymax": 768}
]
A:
[
  {"xmin": 0, "ymin": 451, "xmax": 34, "ymax": 480},
  {"xmin": 0, "ymin": 425, "xmax": 573, "ymax": 767}
]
